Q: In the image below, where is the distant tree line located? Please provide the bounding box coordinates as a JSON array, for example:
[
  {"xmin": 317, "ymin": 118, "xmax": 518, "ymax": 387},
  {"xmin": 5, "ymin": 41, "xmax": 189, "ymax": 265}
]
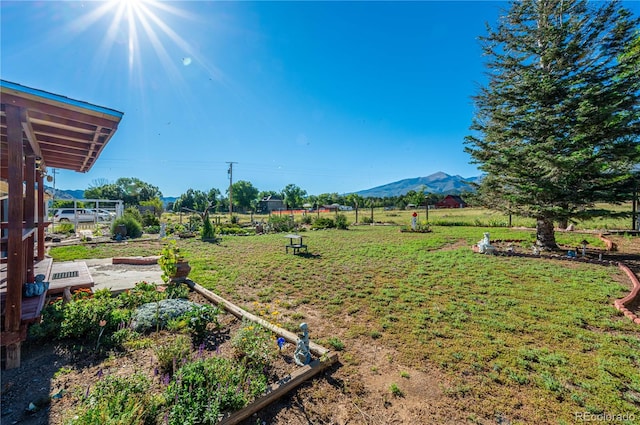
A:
[{"xmin": 77, "ymin": 177, "xmax": 475, "ymax": 215}]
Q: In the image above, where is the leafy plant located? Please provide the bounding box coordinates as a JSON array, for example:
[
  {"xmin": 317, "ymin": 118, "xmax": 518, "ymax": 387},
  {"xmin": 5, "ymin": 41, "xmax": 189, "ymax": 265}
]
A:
[
  {"xmin": 164, "ymin": 356, "xmax": 268, "ymax": 425},
  {"xmin": 154, "ymin": 335, "xmax": 192, "ymax": 375},
  {"xmin": 158, "ymin": 240, "xmax": 183, "ymax": 284},
  {"xmin": 70, "ymin": 373, "xmax": 161, "ymax": 424},
  {"xmin": 389, "ymin": 382, "xmax": 404, "ymax": 397},
  {"xmin": 326, "ymin": 337, "xmax": 345, "ymax": 351},
  {"xmin": 231, "ymin": 320, "xmax": 277, "ymax": 369},
  {"xmin": 184, "ymin": 304, "xmax": 220, "ymax": 343},
  {"xmin": 164, "ymin": 282, "xmax": 190, "ymax": 300}
]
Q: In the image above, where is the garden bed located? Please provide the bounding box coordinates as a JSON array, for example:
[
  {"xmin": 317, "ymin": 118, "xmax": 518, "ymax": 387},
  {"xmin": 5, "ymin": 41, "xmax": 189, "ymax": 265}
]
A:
[{"xmin": 1, "ymin": 286, "xmax": 336, "ymax": 425}]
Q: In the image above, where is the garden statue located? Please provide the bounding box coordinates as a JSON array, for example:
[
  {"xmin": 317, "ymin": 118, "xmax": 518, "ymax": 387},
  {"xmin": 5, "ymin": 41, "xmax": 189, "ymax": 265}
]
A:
[
  {"xmin": 159, "ymin": 223, "xmax": 166, "ymax": 238},
  {"xmin": 411, "ymin": 212, "xmax": 417, "ymax": 231},
  {"xmin": 294, "ymin": 322, "xmax": 311, "ymax": 366},
  {"xmin": 477, "ymin": 232, "xmax": 496, "ymax": 254}
]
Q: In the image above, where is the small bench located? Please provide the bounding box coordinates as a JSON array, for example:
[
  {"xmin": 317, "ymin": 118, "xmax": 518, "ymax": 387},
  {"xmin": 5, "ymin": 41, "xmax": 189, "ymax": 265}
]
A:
[{"xmin": 284, "ymin": 234, "xmax": 308, "ymax": 255}]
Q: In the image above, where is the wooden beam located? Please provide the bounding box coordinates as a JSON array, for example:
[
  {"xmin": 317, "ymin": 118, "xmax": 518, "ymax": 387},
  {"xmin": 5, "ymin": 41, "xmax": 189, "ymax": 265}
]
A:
[
  {"xmin": 21, "ymin": 109, "xmax": 42, "ymax": 160},
  {"xmin": 5, "ymin": 103, "xmax": 24, "ymax": 369},
  {"xmin": 219, "ymin": 353, "xmax": 339, "ymax": 425},
  {"xmin": 193, "ymin": 283, "xmax": 329, "ymax": 357}
]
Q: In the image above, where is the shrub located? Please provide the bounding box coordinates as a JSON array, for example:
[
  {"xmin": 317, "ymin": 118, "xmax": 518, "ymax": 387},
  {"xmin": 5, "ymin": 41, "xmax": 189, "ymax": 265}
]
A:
[
  {"xmin": 118, "ymin": 281, "xmax": 165, "ymax": 309},
  {"xmin": 335, "ymin": 214, "xmax": 349, "ymax": 230},
  {"xmin": 54, "ymin": 222, "xmax": 75, "ymax": 234},
  {"xmin": 59, "ymin": 290, "xmax": 121, "ymax": 340},
  {"xmin": 154, "ymin": 335, "xmax": 192, "ymax": 375},
  {"xmin": 142, "ymin": 210, "xmax": 160, "ymax": 227},
  {"xmin": 144, "ymin": 225, "xmax": 161, "ymax": 234},
  {"xmin": 165, "ymin": 356, "xmax": 268, "ymax": 425},
  {"xmin": 124, "ymin": 206, "xmax": 143, "ymax": 223},
  {"xmin": 300, "ymin": 215, "xmax": 313, "ymax": 225},
  {"xmin": 201, "ymin": 213, "xmax": 216, "ymax": 241},
  {"xmin": 184, "ymin": 304, "xmax": 220, "ymax": 343},
  {"xmin": 361, "ymin": 216, "xmax": 374, "ymax": 224},
  {"xmin": 131, "ymin": 299, "xmax": 198, "ymax": 333},
  {"xmin": 312, "ymin": 217, "xmax": 335, "ymax": 230},
  {"xmin": 111, "ymin": 215, "xmax": 143, "ymax": 239},
  {"xmin": 231, "ymin": 320, "xmax": 277, "ymax": 369},
  {"xmin": 29, "ymin": 299, "xmax": 64, "ymax": 339},
  {"xmin": 268, "ymin": 215, "xmax": 295, "ymax": 233}
]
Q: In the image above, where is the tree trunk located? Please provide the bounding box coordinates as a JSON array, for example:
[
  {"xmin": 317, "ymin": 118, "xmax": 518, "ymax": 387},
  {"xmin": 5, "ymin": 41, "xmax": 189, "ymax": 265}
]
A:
[{"xmin": 536, "ymin": 218, "xmax": 558, "ymax": 249}]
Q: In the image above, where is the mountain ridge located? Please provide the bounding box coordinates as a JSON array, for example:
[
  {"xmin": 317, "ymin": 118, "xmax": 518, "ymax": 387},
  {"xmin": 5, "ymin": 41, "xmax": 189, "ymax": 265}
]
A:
[{"xmin": 353, "ymin": 172, "xmax": 480, "ymax": 198}]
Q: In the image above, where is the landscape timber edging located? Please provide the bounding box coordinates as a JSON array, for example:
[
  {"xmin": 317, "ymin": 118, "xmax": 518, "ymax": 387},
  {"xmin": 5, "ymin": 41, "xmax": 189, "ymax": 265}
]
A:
[
  {"xmin": 111, "ymin": 256, "xmax": 160, "ymax": 265},
  {"xmin": 191, "ymin": 282, "xmax": 339, "ymax": 424}
]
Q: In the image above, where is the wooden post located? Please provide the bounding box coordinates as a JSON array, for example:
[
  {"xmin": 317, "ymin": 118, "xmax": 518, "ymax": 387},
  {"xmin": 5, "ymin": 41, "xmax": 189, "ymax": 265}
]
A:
[
  {"xmin": 25, "ymin": 155, "xmax": 35, "ymax": 283},
  {"xmin": 37, "ymin": 169, "xmax": 45, "ymax": 260},
  {"xmin": 6, "ymin": 104, "xmax": 24, "ymax": 369}
]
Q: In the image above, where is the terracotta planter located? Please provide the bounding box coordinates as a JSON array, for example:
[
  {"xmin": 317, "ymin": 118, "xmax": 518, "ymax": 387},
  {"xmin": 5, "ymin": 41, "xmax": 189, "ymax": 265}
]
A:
[{"xmin": 171, "ymin": 260, "xmax": 191, "ymax": 282}]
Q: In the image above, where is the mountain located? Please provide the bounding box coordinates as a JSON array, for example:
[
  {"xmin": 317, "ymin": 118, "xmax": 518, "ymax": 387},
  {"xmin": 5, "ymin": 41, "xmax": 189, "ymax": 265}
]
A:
[
  {"xmin": 45, "ymin": 186, "xmax": 84, "ymax": 200},
  {"xmin": 354, "ymin": 172, "xmax": 480, "ymax": 198},
  {"xmin": 47, "ymin": 186, "xmax": 177, "ymax": 206}
]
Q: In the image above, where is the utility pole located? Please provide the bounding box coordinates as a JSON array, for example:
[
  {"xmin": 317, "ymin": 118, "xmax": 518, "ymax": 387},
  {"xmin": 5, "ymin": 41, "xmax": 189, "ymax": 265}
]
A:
[{"xmin": 226, "ymin": 162, "xmax": 237, "ymax": 217}]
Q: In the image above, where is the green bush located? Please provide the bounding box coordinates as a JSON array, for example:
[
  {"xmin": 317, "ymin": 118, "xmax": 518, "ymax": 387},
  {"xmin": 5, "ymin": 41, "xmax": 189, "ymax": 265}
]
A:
[
  {"xmin": 201, "ymin": 213, "xmax": 216, "ymax": 241},
  {"xmin": 267, "ymin": 215, "xmax": 295, "ymax": 233},
  {"xmin": 335, "ymin": 214, "xmax": 349, "ymax": 230},
  {"xmin": 300, "ymin": 215, "xmax": 313, "ymax": 225},
  {"xmin": 361, "ymin": 216, "xmax": 374, "ymax": 224},
  {"xmin": 154, "ymin": 335, "xmax": 192, "ymax": 375},
  {"xmin": 165, "ymin": 356, "xmax": 267, "ymax": 425},
  {"xmin": 312, "ymin": 217, "xmax": 335, "ymax": 230},
  {"xmin": 184, "ymin": 304, "xmax": 220, "ymax": 343},
  {"xmin": 59, "ymin": 290, "xmax": 121, "ymax": 341},
  {"xmin": 142, "ymin": 210, "xmax": 160, "ymax": 227},
  {"xmin": 111, "ymin": 216, "xmax": 143, "ymax": 239},
  {"xmin": 54, "ymin": 222, "xmax": 75, "ymax": 234},
  {"xmin": 144, "ymin": 225, "xmax": 160, "ymax": 234},
  {"xmin": 231, "ymin": 320, "xmax": 277, "ymax": 369},
  {"xmin": 118, "ymin": 281, "xmax": 165, "ymax": 309},
  {"xmin": 131, "ymin": 299, "xmax": 198, "ymax": 332}
]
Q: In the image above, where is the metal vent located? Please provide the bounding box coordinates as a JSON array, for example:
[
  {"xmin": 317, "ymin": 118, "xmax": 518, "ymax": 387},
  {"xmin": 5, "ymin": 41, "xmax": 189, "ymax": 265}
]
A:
[{"xmin": 52, "ymin": 271, "xmax": 79, "ymax": 280}]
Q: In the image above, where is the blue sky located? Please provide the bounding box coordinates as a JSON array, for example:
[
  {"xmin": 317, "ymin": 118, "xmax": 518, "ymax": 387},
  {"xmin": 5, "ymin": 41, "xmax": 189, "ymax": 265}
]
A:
[{"xmin": 2, "ymin": 1, "xmax": 638, "ymax": 197}]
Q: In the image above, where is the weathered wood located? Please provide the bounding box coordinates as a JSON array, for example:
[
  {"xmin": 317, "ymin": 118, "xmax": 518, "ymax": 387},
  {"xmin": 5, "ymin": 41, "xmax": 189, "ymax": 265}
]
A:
[
  {"xmin": 0, "ymin": 327, "xmax": 27, "ymax": 347},
  {"xmin": 37, "ymin": 170, "xmax": 45, "ymax": 260},
  {"xmin": 6, "ymin": 104, "xmax": 24, "ymax": 370},
  {"xmin": 219, "ymin": 352, "xmax": 339, "ymax": 425},
  {"xmin": 193, "ymin": 283, "xmax": 328, "ymax": 356}
]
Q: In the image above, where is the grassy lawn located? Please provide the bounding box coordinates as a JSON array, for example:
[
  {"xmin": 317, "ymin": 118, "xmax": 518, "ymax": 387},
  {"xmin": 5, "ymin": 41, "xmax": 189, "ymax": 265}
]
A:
[{"xmin": 49, "ymin": 225, "xmax": 640, "ymax": 423}]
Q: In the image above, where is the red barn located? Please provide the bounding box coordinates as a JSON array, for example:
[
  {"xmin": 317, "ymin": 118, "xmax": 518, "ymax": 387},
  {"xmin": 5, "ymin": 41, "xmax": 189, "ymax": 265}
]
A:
[{"xmin": 435, "ymin": 195, "xmax": 467, "ymax": 209}]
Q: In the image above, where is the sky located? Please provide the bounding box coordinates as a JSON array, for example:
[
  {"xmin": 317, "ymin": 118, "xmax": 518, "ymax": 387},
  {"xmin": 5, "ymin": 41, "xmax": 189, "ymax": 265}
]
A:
[{"xmin": 2, "ymin": 1, "xmax": 639, "ymax": 197}]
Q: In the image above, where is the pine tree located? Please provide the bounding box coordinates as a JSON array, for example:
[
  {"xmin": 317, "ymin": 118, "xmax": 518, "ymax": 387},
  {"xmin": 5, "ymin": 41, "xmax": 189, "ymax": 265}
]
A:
[{"xmin": 465, "ymin": 0, "xmax": 640, "ymax": 248}]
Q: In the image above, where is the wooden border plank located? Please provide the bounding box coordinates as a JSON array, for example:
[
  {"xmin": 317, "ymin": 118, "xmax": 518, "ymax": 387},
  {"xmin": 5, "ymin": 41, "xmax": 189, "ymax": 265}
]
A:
[
  {"xmin": 219, "ymin": 352, "xmax": 339, "ymax": 425},
  {"xmin": 193, "ymin": 283, "xmax": 328, "ymax": 356}
]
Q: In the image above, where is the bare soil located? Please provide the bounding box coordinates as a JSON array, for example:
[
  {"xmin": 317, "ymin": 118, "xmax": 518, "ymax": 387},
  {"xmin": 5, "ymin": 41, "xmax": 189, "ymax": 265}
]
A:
[{"xmin": 2, "ymin": 234, "xmax": 639, "ymax": 425}]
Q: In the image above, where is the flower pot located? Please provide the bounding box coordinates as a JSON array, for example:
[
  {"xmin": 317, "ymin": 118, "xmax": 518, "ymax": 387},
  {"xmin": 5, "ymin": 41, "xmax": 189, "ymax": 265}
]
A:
[{"xmin": 171, "ymin": 260, "xmax": 191, "ymax": 282}]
